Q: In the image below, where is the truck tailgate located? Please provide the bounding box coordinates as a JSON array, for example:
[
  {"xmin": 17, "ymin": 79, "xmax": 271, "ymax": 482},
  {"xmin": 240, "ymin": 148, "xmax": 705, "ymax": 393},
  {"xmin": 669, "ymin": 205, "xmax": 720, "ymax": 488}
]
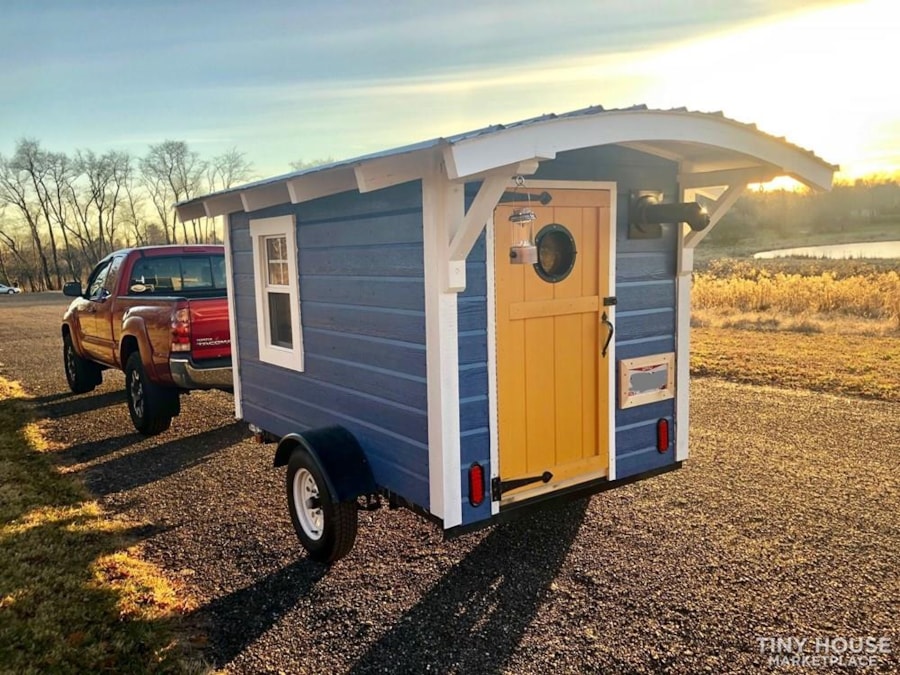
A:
[{"xmin": 188, "ymin": 298, "xmax": 231, "ymax": 360}]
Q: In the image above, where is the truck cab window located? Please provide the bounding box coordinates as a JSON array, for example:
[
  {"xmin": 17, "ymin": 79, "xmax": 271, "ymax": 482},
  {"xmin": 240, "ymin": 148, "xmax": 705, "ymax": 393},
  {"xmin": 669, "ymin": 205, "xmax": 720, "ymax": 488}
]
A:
[{"xmin": 86, "ymin": 261, "xmax": 112, "ymax": 300}]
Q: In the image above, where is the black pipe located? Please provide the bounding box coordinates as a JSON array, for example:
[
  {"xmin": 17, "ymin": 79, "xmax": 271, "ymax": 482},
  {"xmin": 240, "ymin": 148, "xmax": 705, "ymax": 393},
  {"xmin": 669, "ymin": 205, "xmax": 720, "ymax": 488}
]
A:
[{"xmin": 633, "ymin": 197, "xmax": 710, "ymax": 231}]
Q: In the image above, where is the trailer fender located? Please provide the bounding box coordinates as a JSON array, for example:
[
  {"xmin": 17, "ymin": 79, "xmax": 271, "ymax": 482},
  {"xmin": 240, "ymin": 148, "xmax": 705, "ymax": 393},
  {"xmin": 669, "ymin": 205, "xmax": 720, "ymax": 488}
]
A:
[{"xmin": 273, "ymin": 426, "xmax": 376, "ymax": 503}]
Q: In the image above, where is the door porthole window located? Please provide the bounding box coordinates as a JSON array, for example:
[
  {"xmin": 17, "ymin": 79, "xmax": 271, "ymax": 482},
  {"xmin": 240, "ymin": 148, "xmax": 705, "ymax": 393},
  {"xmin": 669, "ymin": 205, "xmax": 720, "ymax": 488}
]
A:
[{"xmin": 534, "ymin": 224, "xmax": 577, "ymax": 283}]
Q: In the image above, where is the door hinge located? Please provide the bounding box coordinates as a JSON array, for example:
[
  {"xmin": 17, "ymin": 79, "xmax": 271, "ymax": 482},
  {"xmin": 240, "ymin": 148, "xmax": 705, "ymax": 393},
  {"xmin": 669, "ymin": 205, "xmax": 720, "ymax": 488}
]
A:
[{"xmin": 492, "ymin": 472, "xmax": 553, "ymax": 500}]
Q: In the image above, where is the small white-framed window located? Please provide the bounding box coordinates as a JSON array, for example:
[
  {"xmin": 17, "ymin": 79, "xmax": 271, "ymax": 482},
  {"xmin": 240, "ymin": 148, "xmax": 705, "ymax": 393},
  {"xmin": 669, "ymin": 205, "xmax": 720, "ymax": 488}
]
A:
[{"xmin": 249, "ymin": 215, "xmax": 304, "ymax": 371}]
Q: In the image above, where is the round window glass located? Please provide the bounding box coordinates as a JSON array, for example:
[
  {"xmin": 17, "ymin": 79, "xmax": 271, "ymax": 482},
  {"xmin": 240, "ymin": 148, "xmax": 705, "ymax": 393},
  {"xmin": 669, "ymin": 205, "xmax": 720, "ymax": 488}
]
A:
[{"xmin": 534, "ymin": 224, "xmax": 577, "ymax": 283}]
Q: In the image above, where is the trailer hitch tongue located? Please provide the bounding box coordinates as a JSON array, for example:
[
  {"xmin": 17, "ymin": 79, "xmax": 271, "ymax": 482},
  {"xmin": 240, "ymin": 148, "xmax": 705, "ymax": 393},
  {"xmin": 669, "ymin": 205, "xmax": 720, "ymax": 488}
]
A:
[{"xmin": 493, "ymin": 471, "xmax": 553, "ymax": 499}]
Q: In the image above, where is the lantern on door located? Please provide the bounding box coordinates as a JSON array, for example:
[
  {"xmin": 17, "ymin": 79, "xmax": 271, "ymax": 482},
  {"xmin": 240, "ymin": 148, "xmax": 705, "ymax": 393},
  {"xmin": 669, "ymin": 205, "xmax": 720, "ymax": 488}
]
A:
[{"xmin": 509, "ymin": 176, "xmax": 538, "ymax": 264}]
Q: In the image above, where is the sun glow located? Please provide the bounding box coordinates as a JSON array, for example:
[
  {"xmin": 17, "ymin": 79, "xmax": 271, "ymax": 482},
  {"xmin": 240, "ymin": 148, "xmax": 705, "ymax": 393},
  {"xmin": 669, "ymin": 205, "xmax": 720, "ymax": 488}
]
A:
[{"xmin": 631, "ymin": 0, "xmax": 897, "ymax": 181}]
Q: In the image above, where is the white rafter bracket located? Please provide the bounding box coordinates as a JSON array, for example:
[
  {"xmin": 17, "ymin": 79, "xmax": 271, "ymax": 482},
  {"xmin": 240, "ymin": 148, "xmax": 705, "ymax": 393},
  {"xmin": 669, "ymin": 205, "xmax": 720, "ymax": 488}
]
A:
[
  {"xmin": 203, "ymin": 193, "xmax": 245, "ymax": 218},
  {"xmin": 240, "ymin": 183, "xmax": 292, "ymax": 213},
  {"xmin": 176, "ymin": 202, "xmax": 207, "ymax": 222},
  {"xmin": 286, "ymin": 168, "xmax": 357, "ymax": 204},
  {"xmin": 678, "ymin": 165, "xmax": 777, "ymax": 190},
  {"xmin": 683, "ymin": 183, "xmax": 746, "ymax": 254},
  {"xmin": 445, "ymin": 160, "xmax": 540, "ymax": 292},
  {"xmin": 354, "ymin": 152, "xmax": 431, "ymax": 194}
]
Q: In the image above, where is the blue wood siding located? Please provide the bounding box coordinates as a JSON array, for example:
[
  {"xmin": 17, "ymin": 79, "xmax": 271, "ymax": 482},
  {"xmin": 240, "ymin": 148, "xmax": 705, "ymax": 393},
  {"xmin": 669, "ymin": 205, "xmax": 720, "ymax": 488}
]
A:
[
  {"xmin": 229, "ymin": 182, "xmax": 430, "ymax": 508},
  {"xmin": 535, "ymin": 145, "xmax": 679, "ymax": 478}
]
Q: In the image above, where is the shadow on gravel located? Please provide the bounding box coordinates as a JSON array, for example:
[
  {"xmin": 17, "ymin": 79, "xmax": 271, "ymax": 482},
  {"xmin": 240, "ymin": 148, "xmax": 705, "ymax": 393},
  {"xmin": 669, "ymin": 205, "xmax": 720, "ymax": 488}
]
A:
[
  {"xmin": 84, "ymin": 421, "xmax": 249, "ymax": 496},
  {"xmin": 192, "ymin": 559, "xmax": 326, "ymax": 667},
  {"xmin": 34, "ymin": 390, "xmax": 125, "ymax": 419},
  {"xmin": 350, "ymin": 499, "xmax": 589, "ymax": 674},
  {"xmin": 61, "ymin": 433, "xmax": 138, "ymax": 464}
]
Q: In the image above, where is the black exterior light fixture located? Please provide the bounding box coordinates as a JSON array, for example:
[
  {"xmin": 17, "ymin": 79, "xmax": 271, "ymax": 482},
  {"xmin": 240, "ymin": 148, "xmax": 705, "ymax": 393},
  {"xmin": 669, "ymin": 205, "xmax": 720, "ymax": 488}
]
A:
[{"xmin": 629, "ymin": 191, "xmax": 710, "ymax": 239}]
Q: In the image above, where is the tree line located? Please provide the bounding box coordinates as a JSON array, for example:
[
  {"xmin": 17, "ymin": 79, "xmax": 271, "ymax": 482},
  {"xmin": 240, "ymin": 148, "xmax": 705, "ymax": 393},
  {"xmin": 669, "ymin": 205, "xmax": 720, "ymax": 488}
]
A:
[
  {"xmin": 2, "ymin": 136, "xmax": 898, "ymax": 290},
  {"xmin": 0, "ymin": 139, "xmax": 253, "ymax": 290},
  {"xmin": 709, "ymin": 175, "xmax": 900, "ymax": 245}
]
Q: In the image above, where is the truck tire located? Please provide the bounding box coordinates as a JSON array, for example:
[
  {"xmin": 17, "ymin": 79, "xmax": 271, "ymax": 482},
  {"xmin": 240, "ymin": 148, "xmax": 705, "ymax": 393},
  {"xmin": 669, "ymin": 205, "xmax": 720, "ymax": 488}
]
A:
[
  {"xmin": 63, "ymin": 333, "xmax": 101, "ymax": 393},
  {"xmin": 124, "ymin": 351, "xmax": 178, "ymax": 435},
  {"xmin": 286, "ymin": 449, "xmax": 358, "ymax": 563}
]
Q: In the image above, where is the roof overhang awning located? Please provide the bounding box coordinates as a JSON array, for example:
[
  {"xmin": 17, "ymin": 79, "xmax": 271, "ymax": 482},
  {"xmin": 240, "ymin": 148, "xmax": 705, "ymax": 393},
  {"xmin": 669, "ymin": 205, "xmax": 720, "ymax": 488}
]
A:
[{"xmin": 175, "ymin": 107, "xmax": 838, "ymax": 223}]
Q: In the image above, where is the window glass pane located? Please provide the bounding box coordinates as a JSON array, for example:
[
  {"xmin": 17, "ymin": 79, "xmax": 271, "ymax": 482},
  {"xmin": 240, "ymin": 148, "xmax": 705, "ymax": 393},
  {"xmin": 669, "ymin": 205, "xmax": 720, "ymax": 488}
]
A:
[
  {"xmin": 265, "ymin": 235, "xmax": 289, "ymax": 286},
  {"xmin": 267, "ymin": 260, "xmax": 289, "ymax": 286},
  {"xmin": 129, "ymin": 257, "xmax": 182, "ymax": 293},
  {"xmin": 211, "ymin": 255, "xmax": 227, "ymax": 289},
  {"xmin": 268, "ymin": 292, "xmax": 293, "ymax": 348},
  {"xmin": 181, "ymin": 257, "xmax": 213, "ymax": 289},
  {"xmin": 87, "ymin": 262, "xmax": 111, "ymax": 299}
]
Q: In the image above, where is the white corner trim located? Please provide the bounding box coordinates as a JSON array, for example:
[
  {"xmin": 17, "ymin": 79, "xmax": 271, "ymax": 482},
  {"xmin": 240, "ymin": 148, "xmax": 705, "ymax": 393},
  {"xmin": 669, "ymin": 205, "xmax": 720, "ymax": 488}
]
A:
[
  {"xmin": 604, "ymin": 183, "xmax": 618, "ymax": 481},
  {"xmin": 422, "ymin": 163, "xmax": 464, "ymax": 529},
  {"xmin": 222, "ymin": 214, "xmax": 242, "ymax": 420},
  {"xmin": 484, "ymin": 215, "xmax": 500, "ymax": 516},
  {"xmin": 675, "ymin": 222, "xmax": 692, "ymax": 462},
  {"xmin": 248, "ymin": 215, "xmax": 305, "ymax": 372}
]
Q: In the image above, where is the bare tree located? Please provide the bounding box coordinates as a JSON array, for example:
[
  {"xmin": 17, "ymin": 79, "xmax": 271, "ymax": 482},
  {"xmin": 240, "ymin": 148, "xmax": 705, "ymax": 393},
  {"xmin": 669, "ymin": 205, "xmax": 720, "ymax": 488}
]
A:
[
  {"xmin": 203, "ymin": 147, "xmax": 254, "ymax": 241},
  {"xmin": 0, "ymin": 151, "xmax": 54, "ymax": 289},
  {"xmin": 140, "ymin": 140, "xmax": 205, "ymax": 244},
  {"xmin": 8, "ymin": 140, "xmax": 67, "ymax": 287}
]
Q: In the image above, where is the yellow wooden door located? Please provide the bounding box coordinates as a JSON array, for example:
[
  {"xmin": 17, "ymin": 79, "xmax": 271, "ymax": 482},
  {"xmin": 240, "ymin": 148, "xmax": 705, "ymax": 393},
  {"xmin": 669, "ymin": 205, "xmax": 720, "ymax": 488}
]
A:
[{"xmin": 494, "ymin": 187, "xmax": 612, "ymax": 503}]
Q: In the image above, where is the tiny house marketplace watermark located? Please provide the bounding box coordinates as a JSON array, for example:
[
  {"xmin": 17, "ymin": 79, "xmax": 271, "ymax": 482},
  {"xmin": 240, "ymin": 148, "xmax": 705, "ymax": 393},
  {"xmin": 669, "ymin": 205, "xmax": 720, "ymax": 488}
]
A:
[{"xmin": 756, "ymin": 636, "xmax": 892, "ymax": 668}]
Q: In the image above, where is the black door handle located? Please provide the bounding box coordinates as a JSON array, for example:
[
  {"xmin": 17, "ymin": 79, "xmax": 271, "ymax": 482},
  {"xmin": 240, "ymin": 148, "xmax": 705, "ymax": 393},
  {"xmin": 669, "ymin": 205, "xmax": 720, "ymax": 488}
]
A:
[{"xmin": 601, "ymin": 312, "xmax": 614, "ymax": 357}]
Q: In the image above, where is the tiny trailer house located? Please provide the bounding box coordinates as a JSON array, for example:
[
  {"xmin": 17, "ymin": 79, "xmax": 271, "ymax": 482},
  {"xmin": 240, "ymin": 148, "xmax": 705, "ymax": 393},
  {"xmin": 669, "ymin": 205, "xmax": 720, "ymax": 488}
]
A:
[{"xmin": 176, "ymin": 106, "xmax": 836, "ymax": 562}]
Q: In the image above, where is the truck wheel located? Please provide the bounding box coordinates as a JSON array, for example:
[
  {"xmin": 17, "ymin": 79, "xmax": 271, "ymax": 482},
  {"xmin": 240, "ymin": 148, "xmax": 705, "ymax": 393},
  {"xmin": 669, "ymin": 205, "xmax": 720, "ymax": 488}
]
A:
[
  {"xmin": 286, "ymin": 449, "xmax": 358, "ymax": 563},
  {"xmin": 125, "ymin": 352, "xmax": 177, "ymax": 435},
  {"xmin": 63, "ymin": 333, "xmax": 101, "ymax": 393}
]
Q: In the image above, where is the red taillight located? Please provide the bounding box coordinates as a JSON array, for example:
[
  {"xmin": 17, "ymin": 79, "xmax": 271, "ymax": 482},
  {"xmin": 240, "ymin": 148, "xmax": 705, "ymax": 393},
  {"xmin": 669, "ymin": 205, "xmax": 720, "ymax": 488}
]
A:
[
  {"xmin": 657, "ymin": 418, "xmax": 670, "ymax": 452},
  {"xmin": 171, "ymin": 306, "xmax": 191, "ymax": 353},
  {"xmin": 468, "ymin": 463, "xmax": 485, "ymax": 507}
]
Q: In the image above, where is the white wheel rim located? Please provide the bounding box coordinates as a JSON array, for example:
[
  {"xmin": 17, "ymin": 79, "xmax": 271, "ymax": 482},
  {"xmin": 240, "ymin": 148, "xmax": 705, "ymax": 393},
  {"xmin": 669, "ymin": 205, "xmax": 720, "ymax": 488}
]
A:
[{"xmin": 293, "ymin": 468, "xmax": 324, "ymax": 541}]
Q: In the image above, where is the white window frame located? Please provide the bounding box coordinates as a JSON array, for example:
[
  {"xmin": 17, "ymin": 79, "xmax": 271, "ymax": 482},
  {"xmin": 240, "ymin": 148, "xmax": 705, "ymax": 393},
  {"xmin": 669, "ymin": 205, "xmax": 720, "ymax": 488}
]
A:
[{"xmin": 249, "ymin": 215, "xmax": 304, "ymax": 372}]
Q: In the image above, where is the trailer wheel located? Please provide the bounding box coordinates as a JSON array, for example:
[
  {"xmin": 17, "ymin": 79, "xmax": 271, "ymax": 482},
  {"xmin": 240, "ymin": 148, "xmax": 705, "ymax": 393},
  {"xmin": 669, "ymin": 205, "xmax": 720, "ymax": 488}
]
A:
[
  {"xmin": 125, "ymin": 352, "xmax": 177, "ymax": 436},
  {"xmin": 63, "ymin": 333, "xmax": 101, "ymax": 393},
  {"xmin": 286, "ymin": 449, "xmax": 357, "ymax": 563}
]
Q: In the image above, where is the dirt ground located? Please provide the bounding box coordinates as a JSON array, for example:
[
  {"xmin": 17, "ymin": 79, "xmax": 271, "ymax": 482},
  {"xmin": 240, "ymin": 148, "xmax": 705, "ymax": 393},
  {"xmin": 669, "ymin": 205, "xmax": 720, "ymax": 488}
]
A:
[{"xmin": 1, "ymin": 293, "xmax": 898, "ymax": 674}]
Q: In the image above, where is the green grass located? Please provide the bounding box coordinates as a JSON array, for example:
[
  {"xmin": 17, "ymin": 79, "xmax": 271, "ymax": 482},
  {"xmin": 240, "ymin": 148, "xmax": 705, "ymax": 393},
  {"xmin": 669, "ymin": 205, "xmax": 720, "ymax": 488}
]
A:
[{"xmin": 0, "ymin": 378, "xmax": 206, "ymax": 674}]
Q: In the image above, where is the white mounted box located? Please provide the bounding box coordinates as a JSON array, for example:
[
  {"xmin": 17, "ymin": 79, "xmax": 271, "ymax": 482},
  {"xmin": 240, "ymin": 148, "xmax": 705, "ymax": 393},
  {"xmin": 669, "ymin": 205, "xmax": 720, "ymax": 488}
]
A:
[{"xmin": 619, "ymin": 352, "xmax": 675, "ymax": 409}]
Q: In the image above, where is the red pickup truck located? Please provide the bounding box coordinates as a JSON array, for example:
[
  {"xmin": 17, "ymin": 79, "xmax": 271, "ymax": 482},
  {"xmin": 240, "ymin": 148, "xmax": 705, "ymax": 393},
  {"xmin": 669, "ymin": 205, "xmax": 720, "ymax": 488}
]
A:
[{"xmin": 62, "ymin": 245, "xmax": 232, "ymax": 435}]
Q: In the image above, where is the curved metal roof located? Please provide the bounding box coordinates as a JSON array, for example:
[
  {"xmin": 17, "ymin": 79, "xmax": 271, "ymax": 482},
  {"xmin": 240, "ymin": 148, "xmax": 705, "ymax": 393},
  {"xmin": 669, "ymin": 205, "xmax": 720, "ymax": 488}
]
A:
[{"xmin": 176, "ymin": 105, "xmax": 838, "ymax": 221}]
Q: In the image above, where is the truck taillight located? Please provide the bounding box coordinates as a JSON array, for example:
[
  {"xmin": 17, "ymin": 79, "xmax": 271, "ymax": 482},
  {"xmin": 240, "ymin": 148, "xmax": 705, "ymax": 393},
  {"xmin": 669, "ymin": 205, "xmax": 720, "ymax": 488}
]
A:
[{"xmin": 171, "ymin": 307, "xmax": 191, "ymax": 353}]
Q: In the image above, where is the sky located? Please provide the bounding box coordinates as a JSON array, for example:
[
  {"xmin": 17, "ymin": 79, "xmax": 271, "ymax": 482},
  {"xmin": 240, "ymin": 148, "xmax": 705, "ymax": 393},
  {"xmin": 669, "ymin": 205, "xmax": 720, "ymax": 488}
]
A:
[{"xmin": 1, "ymin": 0, "xmax": 897, "ymax": 183}]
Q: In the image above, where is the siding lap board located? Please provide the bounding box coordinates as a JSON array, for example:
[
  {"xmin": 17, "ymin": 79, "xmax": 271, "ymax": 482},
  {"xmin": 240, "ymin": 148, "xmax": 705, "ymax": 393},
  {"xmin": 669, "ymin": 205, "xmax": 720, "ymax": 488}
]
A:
[{"xmin": 230, "ymin": 182, "xmax": 430, "ymax": 508}]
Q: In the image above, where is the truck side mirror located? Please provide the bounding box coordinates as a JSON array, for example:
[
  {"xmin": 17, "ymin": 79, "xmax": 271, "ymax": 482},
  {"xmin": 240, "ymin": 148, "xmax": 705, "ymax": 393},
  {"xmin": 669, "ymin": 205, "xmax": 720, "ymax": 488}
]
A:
[{"xmin": 63, "ymin": 281, "xmax": 83, "ymax": 297}]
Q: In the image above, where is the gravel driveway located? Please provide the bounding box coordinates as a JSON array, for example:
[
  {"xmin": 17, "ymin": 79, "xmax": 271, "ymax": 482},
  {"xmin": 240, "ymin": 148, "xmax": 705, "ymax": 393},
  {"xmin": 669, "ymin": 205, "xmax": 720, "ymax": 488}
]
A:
[{"xmin": 1, "ymin": 293, "xmax": 898, "ymax": 673}]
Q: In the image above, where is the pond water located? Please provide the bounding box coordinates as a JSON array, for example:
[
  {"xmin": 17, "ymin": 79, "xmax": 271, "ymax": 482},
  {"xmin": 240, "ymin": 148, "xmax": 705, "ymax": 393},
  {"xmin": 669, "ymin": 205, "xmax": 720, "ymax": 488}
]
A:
[{"xmin": 754, "ymin": 240, "xmax": 900, "ymax": 260}]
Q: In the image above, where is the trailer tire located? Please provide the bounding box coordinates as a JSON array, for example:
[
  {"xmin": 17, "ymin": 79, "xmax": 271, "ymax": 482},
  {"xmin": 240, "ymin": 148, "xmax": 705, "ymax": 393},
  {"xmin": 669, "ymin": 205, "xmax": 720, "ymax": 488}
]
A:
[
  {"xmin": 286, "ymin": 449, "xmax": 357, "ymax": 563},
  {"xmin": 63, "ymin": 333, "xmax": 101, "ymax": 393},
  {"xmin": 125, "ymin": 352, "xmax": 177, "ymax": 436}
]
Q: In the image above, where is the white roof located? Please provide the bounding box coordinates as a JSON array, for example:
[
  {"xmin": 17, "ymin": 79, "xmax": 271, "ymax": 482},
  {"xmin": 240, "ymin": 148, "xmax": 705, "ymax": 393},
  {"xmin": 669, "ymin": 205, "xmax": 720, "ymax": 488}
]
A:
[{"xmin": 176, "ymin": 105, "xmax": 838, "ymax": 221}]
